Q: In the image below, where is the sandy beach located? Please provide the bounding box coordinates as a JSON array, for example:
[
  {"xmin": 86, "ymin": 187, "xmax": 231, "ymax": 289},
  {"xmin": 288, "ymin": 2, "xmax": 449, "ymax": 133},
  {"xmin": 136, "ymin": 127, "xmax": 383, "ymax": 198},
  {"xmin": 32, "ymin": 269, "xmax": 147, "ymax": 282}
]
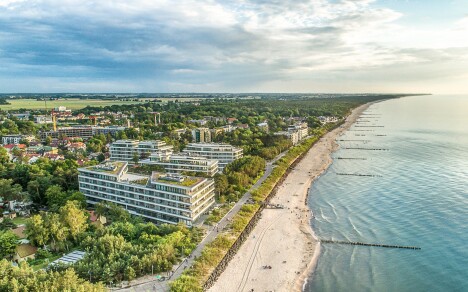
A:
[{"xmin": 208, "ymin": 102, "xmax": 372, "ymax": 292}]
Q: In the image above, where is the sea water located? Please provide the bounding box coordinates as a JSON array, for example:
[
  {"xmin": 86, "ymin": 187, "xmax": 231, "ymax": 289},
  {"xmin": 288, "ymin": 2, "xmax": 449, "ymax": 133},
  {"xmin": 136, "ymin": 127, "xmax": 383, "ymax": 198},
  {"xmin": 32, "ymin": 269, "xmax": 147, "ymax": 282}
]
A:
[{"xmin": 306, "ymin": 95, "xmax": 468, "ymax": 292}]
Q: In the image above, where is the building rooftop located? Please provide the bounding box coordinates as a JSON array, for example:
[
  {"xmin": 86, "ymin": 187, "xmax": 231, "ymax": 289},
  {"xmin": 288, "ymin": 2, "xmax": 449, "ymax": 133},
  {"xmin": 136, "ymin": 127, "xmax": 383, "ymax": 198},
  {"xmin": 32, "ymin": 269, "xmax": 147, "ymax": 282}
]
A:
[
  {"xmin": 150, "ymin": 172, "xmax": 203, "ymax": 188},
  {"xmin": 88, "ymin": 161, "xmax": 126, "ymax": 175}
]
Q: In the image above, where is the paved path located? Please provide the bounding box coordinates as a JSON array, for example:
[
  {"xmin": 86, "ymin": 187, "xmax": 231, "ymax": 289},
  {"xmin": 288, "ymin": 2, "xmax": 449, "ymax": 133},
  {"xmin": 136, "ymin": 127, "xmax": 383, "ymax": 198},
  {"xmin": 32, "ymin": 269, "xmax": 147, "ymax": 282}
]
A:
[{"xmin": 115, "ymin": 152, "xmax": 287, "ymax": 292}]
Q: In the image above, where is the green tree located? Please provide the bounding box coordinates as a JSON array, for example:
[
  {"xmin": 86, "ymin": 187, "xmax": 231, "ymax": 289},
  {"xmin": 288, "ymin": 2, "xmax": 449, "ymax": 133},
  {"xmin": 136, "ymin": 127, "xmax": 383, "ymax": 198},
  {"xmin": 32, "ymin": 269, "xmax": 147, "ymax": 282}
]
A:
[
  {"xmin": 59, "ymin": 201, "xmax": 88, "ymax": 241},
  {"xmin": 46, "ymin": 213, "xmax": 69, "ymax": 251},
  {"xmin": 0, "ymin": 230, "xmax": 19, "ymax": 258},
  {"xmin": 45, "ymin": 185, "xmax": 67, "ymax": 210},
  {"xmin": 0, "ymin": 178, "xmax": 23, "ymax": 202},
  {"xmin": 25, "ymin": 214, "xmax": 50, "ymax": 247}
]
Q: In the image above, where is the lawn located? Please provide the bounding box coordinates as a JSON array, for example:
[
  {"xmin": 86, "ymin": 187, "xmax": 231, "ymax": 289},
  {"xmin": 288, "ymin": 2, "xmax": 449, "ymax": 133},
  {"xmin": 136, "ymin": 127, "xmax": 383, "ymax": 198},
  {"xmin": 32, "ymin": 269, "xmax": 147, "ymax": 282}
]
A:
[
  {"xmin": 12, "ymin": 217, "xmax": 29, "ymax": 225},
  {"xmin": 0, "ymin": 97, "xmax": 204, "ymax": 110},
  {"xmin": 0, "ymin": 98, "xmax": 147, "ymax": 110}
]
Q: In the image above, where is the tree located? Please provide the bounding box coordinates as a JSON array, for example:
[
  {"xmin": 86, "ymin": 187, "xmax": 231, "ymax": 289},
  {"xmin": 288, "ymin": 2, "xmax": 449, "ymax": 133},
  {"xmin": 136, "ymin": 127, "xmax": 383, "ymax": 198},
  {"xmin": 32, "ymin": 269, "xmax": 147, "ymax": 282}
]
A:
[
  {"xmin": 0, "ymin": 147, "xmax": 9, "ymax": 164},
  {"xmin": 0, "ymin": 218, "xmax": 17, "ymax": 231},
  {"xmin": 46, "ymin": 213, "xmax": 69, "ymax": 252},
  {"xmin": 25, "ymin": 214, "xmax": 50, "ymax": 247},
  {"xmin": 124, "ymin": 266, "xmax": 136, "ymax": 282},
  {"xmin": 0, "ymin": 178, "xmax": 23, "ymax": 202},
  {"xmin": 0, "ymin": 231, "xmax": 19, "ymax": 258},
  {"xmin": 45, "ymin": 135, "xmax": 53, "ymax": 146},
  {"xmin": 97, "ymin": 153, "xmax": 106, "ymax": 163},
  {"xmin": 214, "ymin": 174, "xmax": 229, "ymax": 196},
  {"xmin": 59, "ymin": 201, "xmax": 88, "ymax": 241},
  {"xmin": 45, "ymin": 185, "xmax": 67, "ymax": 210},
  {"xmin": 132, "ymin": 152, "xmax": 139, "ymax": 164}
]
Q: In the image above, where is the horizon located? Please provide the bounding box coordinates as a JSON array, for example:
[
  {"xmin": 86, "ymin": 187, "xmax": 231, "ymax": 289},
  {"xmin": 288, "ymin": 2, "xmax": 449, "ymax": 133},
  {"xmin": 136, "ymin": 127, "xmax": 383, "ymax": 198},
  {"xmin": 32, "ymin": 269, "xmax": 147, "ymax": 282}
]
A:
[{"xmin": 1, "ymin": 1, "xmax": 468, "ymax": 93}]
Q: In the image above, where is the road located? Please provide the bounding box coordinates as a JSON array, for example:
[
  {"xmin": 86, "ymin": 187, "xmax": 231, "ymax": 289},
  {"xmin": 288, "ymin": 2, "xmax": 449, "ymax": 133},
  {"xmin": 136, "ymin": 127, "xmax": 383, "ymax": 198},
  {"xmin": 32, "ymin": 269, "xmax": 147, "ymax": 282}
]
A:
[{"xmin": 115, "ymin": 151, "xmax": 287, "ymax": 292}]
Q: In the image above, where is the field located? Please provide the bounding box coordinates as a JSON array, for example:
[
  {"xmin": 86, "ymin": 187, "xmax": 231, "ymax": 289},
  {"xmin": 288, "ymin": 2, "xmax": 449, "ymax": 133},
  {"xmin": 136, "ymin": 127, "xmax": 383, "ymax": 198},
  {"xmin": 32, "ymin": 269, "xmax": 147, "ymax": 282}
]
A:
[{"xmin": 0, "ymin": 97, "xmax": 201, "ymax": 110}]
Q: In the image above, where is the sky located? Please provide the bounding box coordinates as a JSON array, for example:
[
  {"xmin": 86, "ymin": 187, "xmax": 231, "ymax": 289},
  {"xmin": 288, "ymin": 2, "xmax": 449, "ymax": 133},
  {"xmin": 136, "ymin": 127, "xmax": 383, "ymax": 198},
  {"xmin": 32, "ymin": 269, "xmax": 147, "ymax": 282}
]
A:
[{"xmin": 0, "ymin": 0, "xmax": 467, "ymax": 93}]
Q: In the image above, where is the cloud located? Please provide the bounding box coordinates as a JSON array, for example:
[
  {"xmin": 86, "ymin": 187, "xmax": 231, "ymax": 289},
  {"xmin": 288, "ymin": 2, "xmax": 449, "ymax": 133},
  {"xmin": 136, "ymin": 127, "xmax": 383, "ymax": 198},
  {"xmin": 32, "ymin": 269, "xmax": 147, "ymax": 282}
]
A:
[{"xmin": 0, "ymin": 0, "xmax": 467, "ymax": 92}]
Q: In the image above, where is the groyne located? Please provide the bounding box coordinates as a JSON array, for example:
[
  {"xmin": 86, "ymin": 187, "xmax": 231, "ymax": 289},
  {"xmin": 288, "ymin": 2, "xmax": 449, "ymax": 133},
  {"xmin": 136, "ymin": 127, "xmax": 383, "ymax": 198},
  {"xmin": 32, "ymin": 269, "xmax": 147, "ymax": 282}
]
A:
[{"xmin": 321, "ymin": 240, "xmax": 421, "ymax": 250}]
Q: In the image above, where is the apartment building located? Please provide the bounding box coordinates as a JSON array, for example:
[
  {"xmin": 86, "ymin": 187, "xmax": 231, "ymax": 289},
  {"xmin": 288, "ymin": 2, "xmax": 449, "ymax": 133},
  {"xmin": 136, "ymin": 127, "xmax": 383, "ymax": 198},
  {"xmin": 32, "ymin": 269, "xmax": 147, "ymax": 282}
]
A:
[
  {"xmin": 78, "ymin": 162, "xmax": 215, "ymax": 226},
  {"xmin": 288, "ymin": 122, "xmax": 308, "ymax": 141},
  {"xmin": 182, "ymin": 143, "xmax": 243, "ymax": 171},
  {"xmin": 1, "ymin": 134, "xmax": 35, "ymax": 145},
  {"xmin": 274, "ymin": 130, "xmax": 299, "ymax": 145},
  {"xmin": 140, "ymin": 153, "xmax": 219, "ymax": 177},
  {"xmin": 191, "ymin": 128, "xmax": 212, "ymax": 143},
  {"xmin": 110, "ymin": 140, "xmax": 173, "ymax": 162},
  {"xmin": 39, "ymin": 126, "xmax": 127, "ymax": 141}
]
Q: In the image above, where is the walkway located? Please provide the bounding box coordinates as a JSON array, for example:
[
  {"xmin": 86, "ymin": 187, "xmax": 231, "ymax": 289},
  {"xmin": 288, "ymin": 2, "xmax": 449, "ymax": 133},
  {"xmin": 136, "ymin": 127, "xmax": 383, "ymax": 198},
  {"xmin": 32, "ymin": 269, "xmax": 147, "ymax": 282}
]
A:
[{"xmin": 115, "ymin": 151, "xmax": 287, "ymax": 292}]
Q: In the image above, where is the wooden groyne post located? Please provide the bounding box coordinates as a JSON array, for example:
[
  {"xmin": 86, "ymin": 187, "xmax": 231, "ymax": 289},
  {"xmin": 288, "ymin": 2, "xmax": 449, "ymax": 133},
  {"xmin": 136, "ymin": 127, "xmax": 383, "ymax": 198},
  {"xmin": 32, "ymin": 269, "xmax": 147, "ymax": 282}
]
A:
[{"xmin": 321, "ymin": 240, "xmax": 421, "ymax": 250}]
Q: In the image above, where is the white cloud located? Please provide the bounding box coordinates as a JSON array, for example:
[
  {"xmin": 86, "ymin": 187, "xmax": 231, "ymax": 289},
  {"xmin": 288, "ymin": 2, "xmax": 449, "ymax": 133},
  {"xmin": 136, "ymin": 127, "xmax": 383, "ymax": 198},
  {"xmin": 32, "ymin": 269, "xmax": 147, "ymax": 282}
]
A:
[{"xmin": 0, "ymin": 0, "xmax": 467, "ymax": 92}]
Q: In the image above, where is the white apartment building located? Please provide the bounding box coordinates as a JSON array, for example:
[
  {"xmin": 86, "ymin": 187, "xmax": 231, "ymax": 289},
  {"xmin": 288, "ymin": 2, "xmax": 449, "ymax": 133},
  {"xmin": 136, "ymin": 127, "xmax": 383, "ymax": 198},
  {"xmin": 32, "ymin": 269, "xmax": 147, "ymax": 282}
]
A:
[
  {"xmin": 182, "ymin": 143, "xmax": 243, "ymax": 171},
  {"xmin": 140, "ymin": 154, "xmax": 219, "ymax": 177},
  {"xmin": 78, "ymin": 162, "xmax": 215, "ymax": 226},
  {"xmin": 2, "ymin": 134, "xmax": 35, "ymax": 145},
  {"xmin": 274, "ymin": 131, "xmax": 299, "ymax": 145},
  {"xmin": 288, "ymin": 122, "xmax": 308, "ymax": 141},
  {"xmin": 110, "ymin": 140, "xmax": 173, "ymax": 162}
]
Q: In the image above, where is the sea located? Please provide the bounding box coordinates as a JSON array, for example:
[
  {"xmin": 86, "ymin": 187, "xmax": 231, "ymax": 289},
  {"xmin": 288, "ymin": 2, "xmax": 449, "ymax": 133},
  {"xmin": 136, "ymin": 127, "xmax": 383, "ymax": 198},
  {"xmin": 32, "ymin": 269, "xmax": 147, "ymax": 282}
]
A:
[{"xmin": 305, "ymin": 95, "xmax": 468, "ymax": 292}]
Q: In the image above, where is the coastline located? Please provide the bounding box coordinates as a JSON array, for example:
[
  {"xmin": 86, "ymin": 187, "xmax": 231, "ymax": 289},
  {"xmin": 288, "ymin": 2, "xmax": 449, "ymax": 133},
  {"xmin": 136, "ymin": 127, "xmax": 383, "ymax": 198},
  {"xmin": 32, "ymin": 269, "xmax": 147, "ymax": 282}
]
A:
[
  {"xmin": 208, "ymin": 102, "xmax": 374, "ymax": 292},
  {"xmin": 295, "ymin": 101, "xmax": 375, "ymax": 291}
]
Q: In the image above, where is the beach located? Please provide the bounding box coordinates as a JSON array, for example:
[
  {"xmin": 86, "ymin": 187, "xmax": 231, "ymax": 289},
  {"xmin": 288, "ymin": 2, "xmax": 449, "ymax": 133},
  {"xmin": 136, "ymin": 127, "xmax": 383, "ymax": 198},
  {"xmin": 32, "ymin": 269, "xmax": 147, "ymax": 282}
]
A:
[{"xmin": 208, "ymin": 102, "xmax": 372, "ymax": 292}]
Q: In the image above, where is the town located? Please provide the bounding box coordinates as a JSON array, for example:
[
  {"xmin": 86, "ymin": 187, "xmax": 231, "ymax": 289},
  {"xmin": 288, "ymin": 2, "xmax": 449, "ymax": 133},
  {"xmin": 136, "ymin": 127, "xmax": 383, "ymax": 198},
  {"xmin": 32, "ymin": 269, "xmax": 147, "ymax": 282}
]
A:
[{"xmin": 0, "ymin": 94, "xmax": 393, "ymax": 290}]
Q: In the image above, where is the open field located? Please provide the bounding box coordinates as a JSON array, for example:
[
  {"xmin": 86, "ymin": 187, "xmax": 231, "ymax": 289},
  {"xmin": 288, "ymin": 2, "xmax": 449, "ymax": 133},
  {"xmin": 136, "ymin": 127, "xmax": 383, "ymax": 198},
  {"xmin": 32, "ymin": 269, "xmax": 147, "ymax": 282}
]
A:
[{"xmin": 0, "ymin": 97, "xmax": 202, "ymax": 110}]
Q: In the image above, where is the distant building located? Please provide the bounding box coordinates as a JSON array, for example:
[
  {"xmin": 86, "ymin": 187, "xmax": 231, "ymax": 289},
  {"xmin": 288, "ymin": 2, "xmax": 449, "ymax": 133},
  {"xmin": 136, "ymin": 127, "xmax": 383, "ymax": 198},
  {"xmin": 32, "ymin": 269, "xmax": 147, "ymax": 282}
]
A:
[
  {"xmin": 11, "ymin": 112, "xmax": 30, "ymax": 120},
  {"xmin": 34, "ymin": 115, "xmax": 53, "ymax": 124},
  {"xmin": 274, "ymin": 131, "xmax": 299, "ymax": 145},
  {"xmin": 1, "ymin": 134, "xmax": 34, "ymax": 145},
  {"xmin": 39, "ymin": 126, "xmax": 127, "ymax": 141},
  {"xmin": 183, "ymin": 143, "xmax": 243, "ymax": 171},
  {"xmin": 257, "ymin": 121, "xmax": 269, "ymax": 132},
  {"xmin": 110, "ymin": 140, "xmax": 174, "ymax": 162},
  {"xmin": 227, "ymin": 117, "xmax": 237, "ymax": 124},
  {"xmin": 192, "ymin": 128, "xmax": 212, "ymax": 143},
  {"xmin": 140, "ymin": 153, "xmax": 219, "ymax": 177},
  {"xmin": 288, "ymin": 122, "xmax": 308, "ymax": 141},
  {"xmin": 188, "ymin": 119, "xmax": 207, "ymax": 126},
  {"xmin": 78, "ymin": 161, "xmax": 215, "ymax": 225}
]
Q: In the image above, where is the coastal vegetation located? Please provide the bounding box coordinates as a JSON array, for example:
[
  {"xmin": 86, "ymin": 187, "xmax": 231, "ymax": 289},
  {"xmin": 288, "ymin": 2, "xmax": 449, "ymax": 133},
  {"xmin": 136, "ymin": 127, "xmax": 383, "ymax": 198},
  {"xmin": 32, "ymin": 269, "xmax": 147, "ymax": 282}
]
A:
[{"xmin": 169, "ymin": 125, "xmax": 339, "ymax": 291}]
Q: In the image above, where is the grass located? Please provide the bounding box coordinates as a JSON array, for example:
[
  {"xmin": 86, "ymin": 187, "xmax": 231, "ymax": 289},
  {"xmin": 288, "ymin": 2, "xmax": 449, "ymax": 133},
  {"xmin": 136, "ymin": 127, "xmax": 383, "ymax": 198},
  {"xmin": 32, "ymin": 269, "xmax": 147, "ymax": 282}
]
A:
[
  {"xmin": 12, "ymin": 217, "xmax": 29, "ymax": 225},
  {"xmin": 30, "ymin": 254, "xmax": 62, "ymax": 271},
  {"xmin": 0, "ymin": 98, "xmax": 202, "ymax": 110},
  {"xmin": 205, "ymin": 203, "xmax": 234, "ymax": 226}
]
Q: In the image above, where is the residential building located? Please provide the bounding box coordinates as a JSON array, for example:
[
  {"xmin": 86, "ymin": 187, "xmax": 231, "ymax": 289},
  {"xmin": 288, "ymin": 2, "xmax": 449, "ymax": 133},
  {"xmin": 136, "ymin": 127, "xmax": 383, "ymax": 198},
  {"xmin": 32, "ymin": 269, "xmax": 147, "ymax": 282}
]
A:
[
  {"xmin": 1, "ymin": 134, "xmax": 34, "ymax": 145},
  {"xmin": 257, "ymin": 121, "xmax": 269, "ymax": 132},
  {"xmin": 39, "ymin": 126, "xmax": 127, "ymax": 141},
  {"xmin": 11, "ymin": 112, "xmax": 30, "ymax": 120},
  {"xmin": 288, "ymin": 122, "xmax": 308, "ymax": 141},
  {"xmin": 14, "ymin": 244, "xmax": 37, "ymax": 262},
  {"xmin": 140, "ymin": 153, "xmax": 219, "ymax": 177},
  {"xmin": 78, "ymin": 162, "xmax": 215, "ymax": 225},
  {"xmin": 188, "ymin": 119, "xmax": 207, "ymax": 126},
  {"xmin": 110, "ymin": 140, "xmax": 173, "ymax": 162},
  {"xmin": 182, "ymin": 143, "xmax": 243, "ymax": 171},
  {"xmin": 34, "ymin": 115, "xmax": 53, "ymax": 124},
  {"xmin": 192, "ymin": 128, "xmax": 212, "ymax": 143},
  {"xmin": 274, "ymin": 130, "xmax": 299, "ymax": 145}
]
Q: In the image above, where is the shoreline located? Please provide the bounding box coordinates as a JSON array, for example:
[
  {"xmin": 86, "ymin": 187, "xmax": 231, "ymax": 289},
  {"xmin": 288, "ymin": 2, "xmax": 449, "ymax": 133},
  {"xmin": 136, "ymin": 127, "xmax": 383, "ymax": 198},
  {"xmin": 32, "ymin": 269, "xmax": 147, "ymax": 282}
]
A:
[
  {"xmin": 295, "ymin": 101, "xmax": 376, "ymax": 291},
  {"xmin": 208, "ymin": 101, "xmax": 375, "ymax": 292}
]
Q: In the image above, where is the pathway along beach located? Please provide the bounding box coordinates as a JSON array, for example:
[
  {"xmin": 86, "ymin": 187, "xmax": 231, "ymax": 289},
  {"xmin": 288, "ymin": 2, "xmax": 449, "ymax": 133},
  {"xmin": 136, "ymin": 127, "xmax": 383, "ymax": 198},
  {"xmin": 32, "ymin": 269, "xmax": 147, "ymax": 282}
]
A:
[{"xmin": 208, "ymin": 102, "xmax": 373, "ymax": 292}]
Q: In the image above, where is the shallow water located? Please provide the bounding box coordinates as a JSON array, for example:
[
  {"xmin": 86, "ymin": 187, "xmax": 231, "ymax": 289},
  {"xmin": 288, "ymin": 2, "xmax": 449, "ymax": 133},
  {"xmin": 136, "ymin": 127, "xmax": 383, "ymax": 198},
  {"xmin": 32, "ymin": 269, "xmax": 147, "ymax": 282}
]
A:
[{"xmin": 306, "ymin": 95, "xmax": 468, "ymax": 292}]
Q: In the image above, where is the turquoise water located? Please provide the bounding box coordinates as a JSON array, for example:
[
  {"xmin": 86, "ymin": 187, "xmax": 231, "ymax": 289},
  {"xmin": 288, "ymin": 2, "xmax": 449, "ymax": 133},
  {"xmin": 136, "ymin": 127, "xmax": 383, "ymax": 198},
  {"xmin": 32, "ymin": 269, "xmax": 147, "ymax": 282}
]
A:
[{"xmin": 306, "ymin": 95, "xmax": 468, "ymax": 292}]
